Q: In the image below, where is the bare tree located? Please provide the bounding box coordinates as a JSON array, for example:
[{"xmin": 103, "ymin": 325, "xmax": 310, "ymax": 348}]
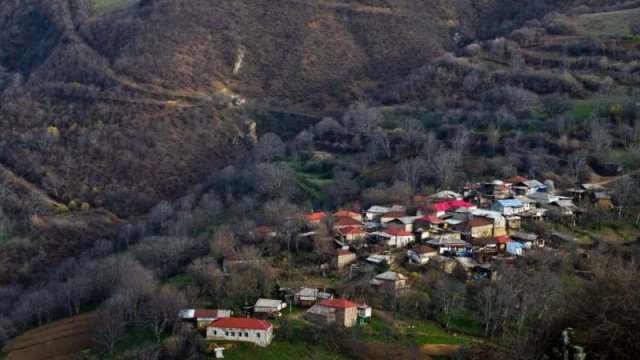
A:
[
  {"xmin": 94, "ymin": 309, "xmax": 127, "ymax": 356},
  {"xmin": 395, "ymin": 157, "xmax": 428, "ymax": 191},
  {"xmin": 252, "ymin": 162, "xmax": 297, "ymax": 199},
  {"xmin": 612, "ymin": 176, "xmax": 639, "ymax": 218},
  {"xmin": 543, "ymin": 92, "xmax": 570, "ymax": 117},
  {"xmin": 142, "ymin": 287, "xmax": 186, "ymax": 340},
  {"xmin": 149, "ymin": 201, "xmax": 175, "ymax": 233},
  {"xmin": 63, "ymin": 275, "xmax": 93, "ymax": 316},
  {"xmin": 567, "ymin": 151, "xmax": 587, "ymax": 186},
  {"xmin": 587, "ymin": 118, "xmax": 612, "ymax": 153},
  {"xmin": 343, "ymin": 102, "xmax": 380, "ymax": 139},
  {"xmin": 253, "ymin": 133, "xmax": 285, "ymax": 163},
  {"xmin": 477, "ymin": 285, "xmax": 497, "ymax": 337},
  {"xmin": 433, "ymin": 278, "xmax": 465, "ymax": 330},
  {"xmin": 398, "ymin": 118, "xmax": 424, "ymax": 151}
]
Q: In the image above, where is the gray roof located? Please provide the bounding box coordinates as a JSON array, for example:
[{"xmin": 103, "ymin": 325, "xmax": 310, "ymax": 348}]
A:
[
  {"xmin": 523, "ymin": 180, "xmax": 544, "ymax": 188},
  {"xmin": 367, "ymin": 206, "xmax": 390, "ymax": 214},
  {"xmin": 374, "ymin": 271, "xmax": 408, "ymax": 281},
  {"xmin": 297, "ymin": 287, "xmax": 319, "ymax": 300},
  {"xmin": 255, "ymin": 298, "xmax": 285, "ymax": 308},
  {"xmin": 455, "ymin": 256, "xmax": 478, "ymax": 270},
  {"xmin": 511, "ymin": 232, "xmax": 538, "ymax": 241},
  {"xmin": 306, "ymin": 304, "xmax": 335, "ymax": 316},
  {"xmin": 426, "ymin": 235, "xmax": 470, "ymax": 247}
]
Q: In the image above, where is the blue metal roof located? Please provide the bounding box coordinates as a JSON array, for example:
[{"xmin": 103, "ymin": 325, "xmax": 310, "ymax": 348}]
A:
[{"xmin": 497, "ymin": 199, "xmax": 523, "ymax": 207}]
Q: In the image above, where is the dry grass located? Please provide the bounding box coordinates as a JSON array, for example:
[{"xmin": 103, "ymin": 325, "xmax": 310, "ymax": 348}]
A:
[
  {"xmin": 574, "ymin": 8, "xmax": 640, "ymax": 37},
  {"xmin": 3, "ymin": 312, "xmax": 99, "ymax": 360}
]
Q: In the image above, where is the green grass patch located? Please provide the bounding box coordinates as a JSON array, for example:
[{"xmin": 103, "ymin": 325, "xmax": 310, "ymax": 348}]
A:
[
  {"xmin": 224, "ymin": 340, "xmax": 347, "ymax": 360},
  {"xmin": 401, "ymin": 320, "xmax": 480, "ymax": 345},
  {"xmin": 570, "ymin": 100, "xmax": 595, "ymax": 121},
  {"xmin": 162, "ymin": 271, "xmax": 195, "ymax": 287},
  {"xmin": 91, "ymin": 0, "xmax": 138, "ymax": 14},
  {"xmin": 434, "ymin": 310, "xmax": 484, "ymax": 338}
]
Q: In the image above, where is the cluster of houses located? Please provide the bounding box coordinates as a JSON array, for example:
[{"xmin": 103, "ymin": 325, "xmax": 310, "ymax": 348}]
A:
[{"xmin": 181, "ymin": 177, "xmax": 614, "ymax": 351}]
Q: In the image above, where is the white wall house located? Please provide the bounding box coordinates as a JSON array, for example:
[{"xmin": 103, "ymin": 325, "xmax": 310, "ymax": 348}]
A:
[{"xmin": 206, "ymin": 318, "xmax": 273, "ymax": 347}]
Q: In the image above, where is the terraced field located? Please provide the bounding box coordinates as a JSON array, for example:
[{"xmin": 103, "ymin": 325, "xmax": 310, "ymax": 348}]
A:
[
  {"xmin": 2, "ymin": 312, "xmax": 99, "ymax": 360},
  {"xmin": 575, "ymin": 8, "xmax": 640, "ymax": 37}
]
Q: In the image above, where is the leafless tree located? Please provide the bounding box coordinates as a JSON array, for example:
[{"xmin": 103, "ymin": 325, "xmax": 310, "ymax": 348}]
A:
[
  {"xmin": 209, "ymin": 226, "xmax": 238, "ymax": 259},
  {"xmin": 94, "ymin": 309, "xmax": 127, "ymax": 356},
  {"xmin": 343, "ymin": 102, "xmax": 380, "ymax": 139},
  {"xmin": 433, "ymin": 278, "xmax": 465, "ymax": 329},
  {"xmin": 63, "ymin": 275, "xmax": 93, "ymax": 316},
  {"xmin": 567, "ymin": 151, "xmax": 587, "ymax": 186},
  {"xmin": 477, "ymin": 285, "xmax": 497, "ymax": 337},
  {"xmin": 398, "ymin": 118, "xmax": 424, "ymax": 151},
  {"xmin": 253, "ymin": 162, "xmax": 297, "ymax": 199},
  {"xmin": 253, "ymin": 133, "xmax": 285, "ymax": 163},
  {"xmin": 543, "ymin": 92, "xmax": 570, "ymax": 117},
  {"xmin": 142, "ymin": 287, "xmax": 186, "ymax": 340},
  {"xmin": 395, "ymin": 157, "xmax": 428, "ymax": 190},
  {"xmin": 587, "ymin": 118, "xmax": 612, "ymax": 153},
  {"xmin": 149, "ymin": 201, "xmax": 175, "ymax": 233},
  {"xmin": 367, "ymin": 129, "xmax": 391, "ymax": 160},
  {"xmin": 323, "ymin": 171, "xmax": 358, "ymax": 206},
  {"xmin": 612, "ymin": 176, "xmax": 639, "ymax": 218}
]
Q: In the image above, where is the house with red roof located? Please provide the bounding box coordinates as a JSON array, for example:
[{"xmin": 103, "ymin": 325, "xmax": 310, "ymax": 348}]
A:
[
  {"xmin": 338, "ymin": 226, "xmax": 367, "ymax": 243},
  {"xmin": 306, "ymin": 212, "xmax": 327, "ymax": 224},
  {"xmin": 206, "ymin": 317, "xmax": 273, "ymax": 346},
  {"xmin": 414, "ymin": 215, "xmax": 446, "ymax": 239},
  {"xmin": 424, "ymin": 200, "xmax": 476, "ymax": 217},
  {"xmin": 333, "ymin": 210, "xmax": 363, "ymax": 222},
  {"xmin": 372, "ymin": 227, "xmax": 415, "ymax": 248},
  {"xmin": 256, "ymin": 225, "xmax": 277, "ymax": 238},
  {"xmin": 332, "ymin": 216, "xmax": 364, "ymax": 231},
  {"xmin": 305, "ymin": 298, "xmax": 365, "ymax": 327}
]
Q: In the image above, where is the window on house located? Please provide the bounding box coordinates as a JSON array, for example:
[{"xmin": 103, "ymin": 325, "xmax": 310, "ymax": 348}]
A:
[
  {"xmin": 213, "ymin": 330, "xmax": 217, "ymax": 335},
  {"xmin": 231, "ymin": 331, "xmax": 235, "ymax": 336},
  {"xmin": 244, "ymin": 332, "xmax": 249, "ymax": 337},
  {"xmin": 225, "ymin": 331, "xmax": 229, "ymax": 336},
  {"xmin": 257, "ymin": 333, "xmax": 261, "ymax": 338}
]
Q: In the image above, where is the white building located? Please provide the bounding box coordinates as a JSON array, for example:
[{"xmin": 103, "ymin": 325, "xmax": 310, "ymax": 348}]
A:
[{"xmin": 206, "ymin": 317, "xmax": 273, "ymax": 347}]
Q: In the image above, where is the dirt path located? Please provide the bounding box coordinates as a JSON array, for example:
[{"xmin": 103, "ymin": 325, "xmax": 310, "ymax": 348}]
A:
[{"xmin": 423, "ymin": 344, "xmax": 462, "ymax": 356}]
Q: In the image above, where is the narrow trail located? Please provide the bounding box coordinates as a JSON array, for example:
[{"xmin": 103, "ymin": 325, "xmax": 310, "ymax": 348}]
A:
[{"xmin": 0, "ymin": 162, "xmax": 62, "ymax": 209}]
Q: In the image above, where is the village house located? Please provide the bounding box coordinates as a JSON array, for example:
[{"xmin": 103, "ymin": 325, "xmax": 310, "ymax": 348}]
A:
[
  {"xmin": 428, "ymin": 255, "xmax": 458, "ymax": 273},
  {"xmin": 380, "ymin": 211, "xmax": 409, "ymax": 224},
  {"xmin": 333, "ymin": 210, "xmax": 363, "ymax": 222},
  {"xmin": 253, "ymin": 299, "xmax": 287, "ymax": 317},
  {"xmin": 592, "ymin": 192, "xmax": 613, "ymax": 208},
  {"xmin": 514, "ymin": 195, "xmax": 538, "ymax": 212},
  {"xmin": 547, "ymin": 199, "xmax": 577, "ymax": 217},
  {"xmin": 206, "ymin": 317, "xmax": 273, "ymax": 347},
  {"xmin": 414, "ymin": 215, "xmax": 446, "ymax": 240},
  {"xmin": 481, "ymin": 180, "xmax": 510, "ymax": 200},
  {"xmin": 454, "ymin": 217, "xmax": 495, "ymax": 239},
  {"xmin": 495, "ymin": 235, "xmax": 525, "ymax": 256},
  {"xmin": 422, "ymin": 200, "xmax": 477, "ymax": 218},
  {"xmin": 372, "ymin": 227, "xmax": 415, "ymax": 248},
  {"xmin": 328, "ymin": 248, "xmax": 357, "ymax": 270},
  {"xmin": 428, "ymin": 190, "xmax": 463, "ymax": 201},
  {"xmin": 179, "ymin": 309, "xmax": 232, "ymax": 330},
  {"xmin": 338, "ymin": 226, "xmax": 367, "ymax": 243},
  {"xmin": 471, "ymin": 209, "xmax": 507, "ymax": 236},
  {"xmin": 407, "ymin": 245, "xmax": 438, "ymax": 264},
  {"xmin": 305, "ymin": 298, "xmax": 361, "ymax": 327},
  {"xmin": 332, "ymin": 216, "xmax": 364, "ymax": 232},
  {"xmin": 370, "ymin": 271, "xmax": 409, "ymax": 295},
  {"xmin": 508, "ymin": 178, "xmax": 547, "ymax": 196},
  {"xmin": 492, "ymin": 199, "xmax": 525, "ymax": 215},
  {"xmin": 511, "ymin": 232, "xmax": 544, "ymax": 248},
  {"xmin": 386, "ymin": 216, "xmax": 418, "ymax": 232},
  {"xmin": 470, "ymin": 237, "xmax": 498, "ymax": 253},
  {"xmin": 256, "ymin": 225, "xmax": 277, "ymax": 238},
  {"xmin": 306, "ymin": 212, "xmax": 327, "ymax": 224},
  {"xmin": 426, "ymin": 234, "xmax": 471, "ymax": 254},
  {"xmin": 365, "ymin": 205, "xmax": 391, "ymax": 221},
  {"xmin": 294, "ymin": 287, "xmax": 333, "ymax": 307}
]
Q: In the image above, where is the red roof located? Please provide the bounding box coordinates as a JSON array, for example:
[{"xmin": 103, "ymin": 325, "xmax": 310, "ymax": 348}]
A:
[
  {"xmin": 257, "ymin": 225, "xmax": 275, "ymax": 234},
  {"xmin": 381, "ymin": 211, "xmax": 408, "ymax": 218},
  {"xmin": 339, "ymin": 226, "xmax": 366, "ymax": 235},
  {"xmin": 428, "ymin": 200, "xmax": 475, "ymax": 213},
  {"xmin": 306, "ymin": 212, "xmax": 327, "ymax": 221},
  {"xmin": 505, "ymin": 176, "xmax": 529, "ymax": 184},
  {"xmin": 416, "ymin": 215, "xmax": 444, "ymax": 224},
  {"xmin": 384, "ymin": 227, "xmax": 413, "ymax": 237},
  {"xmin": 334, "ymin": 217, "xmax": 363, "ymax": 226},
  {"xmin": 413, "ymin": 245, "xmax": 438, "ymax": 254},
  {"xmin": 333, "ymin": 210, "xmax": 360, "ymax": 219},
  {"xmin": 318, "ymin": 298, "xmax": 359, "ymax": 309},
  {"xmin": 194, "ymin": 309, "xmax": 221, "ymax": 318},
  {"xmin": 209, "ymin": 317, "xmax": 272, "ymax": 330},
  {"xmin": 495, "ymin": 235, "xmax": 514, "ymax": 244}
]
